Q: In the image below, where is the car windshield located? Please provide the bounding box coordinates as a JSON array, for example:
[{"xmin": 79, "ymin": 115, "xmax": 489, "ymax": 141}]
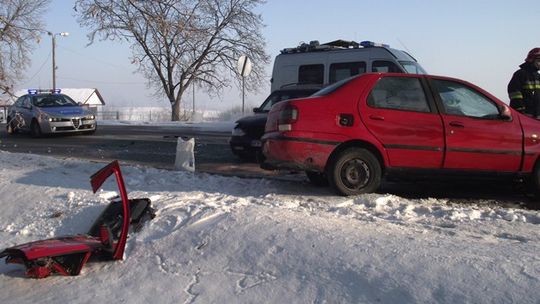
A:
[
  {"xmin": 32, "ymin": 94, "xmax": 78, "ymax": 107},
  {"xmin": 399, "ymin": 61, "xmax": 427, "ymax": 74}
]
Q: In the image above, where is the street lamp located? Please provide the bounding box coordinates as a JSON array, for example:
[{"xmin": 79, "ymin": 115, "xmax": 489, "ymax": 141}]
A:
[{"xmin": 47, "ymin": 31, "xmax": 69, "ymax": 90}]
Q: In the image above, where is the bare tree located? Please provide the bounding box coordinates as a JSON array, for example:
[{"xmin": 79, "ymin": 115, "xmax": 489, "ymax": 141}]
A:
[
  {"xmin": 0, "ymin": 0, "xmax": 50, "ymax": 97},
  {"xmin": 74, "ymin": 0, "xmax": 270, "ymax": 121}
]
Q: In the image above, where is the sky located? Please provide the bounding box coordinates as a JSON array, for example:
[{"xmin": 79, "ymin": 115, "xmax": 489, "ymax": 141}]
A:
[
  {"xmin": 0, "ymin": 148, "xmax": 539, "ymax": 303},
  {"xmin": 19, "ymin": 0, "xmax": 540, "ymax": 111}
]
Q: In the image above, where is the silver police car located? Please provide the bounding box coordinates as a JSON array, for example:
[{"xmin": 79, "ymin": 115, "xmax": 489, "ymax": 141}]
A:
[{"xmin": 6, "ymin": 89, "xmax": 96, "ymax": 137}]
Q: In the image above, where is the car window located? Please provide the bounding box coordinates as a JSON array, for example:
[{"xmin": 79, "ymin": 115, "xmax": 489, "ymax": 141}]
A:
[
  {"xmin": 33, "ymin": 94, "xmax": 78, "ymax": 107},
  {"xmin": 432, "ymin": 80, "xmax": 500, "ymax": 118},
  {"xmin": 367, "ymin": 77, "xmax": 431, "ymax": 113},
  {"xmin": 372, "ymin": 61, "xmax": 403, "ymax": 73},
  {"xmin": 329, "ymin": 62, "xmax": 366, "ymax": 83},
  {"xmin": 298, "ymin": 64, "xmax": 324, "ymax": 85}
]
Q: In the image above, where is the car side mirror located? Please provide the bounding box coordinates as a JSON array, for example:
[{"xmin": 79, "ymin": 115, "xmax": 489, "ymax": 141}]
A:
[
  {"xmin": 253, "ymin": 107, "xmax": 262, "ymax": 113},
  {"xmin": 500, "ymin": 105, "xmax": 512, "ymax": 121}
]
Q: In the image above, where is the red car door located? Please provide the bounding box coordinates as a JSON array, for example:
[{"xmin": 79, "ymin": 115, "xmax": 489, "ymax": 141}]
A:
[
  {"xmin": 431, "ymin": 78, "xmax": 522, "ymax": 171},
  {"xmin": 360, "ymin": 75, "xmax": 445, "ymax": 168}
]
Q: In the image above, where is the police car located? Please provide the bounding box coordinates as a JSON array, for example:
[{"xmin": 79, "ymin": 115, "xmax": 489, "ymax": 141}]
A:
[{"xmin": 6, "ymin": 89, "xmax": 97, "ymax": 137}]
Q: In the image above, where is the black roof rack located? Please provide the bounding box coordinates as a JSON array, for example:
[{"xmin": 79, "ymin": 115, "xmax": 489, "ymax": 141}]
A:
[
  {"xmin": 280, "ymin": 39, "xmax": 389, "ymax": 54},
  {"xmin": 323, "ymin": 39, "xmax": 360, "ymax": 48}
]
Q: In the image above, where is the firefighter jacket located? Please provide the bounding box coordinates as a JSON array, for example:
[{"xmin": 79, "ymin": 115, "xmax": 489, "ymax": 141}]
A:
[{"xmin": 508, "ymin": 62, "xmax": 540, "ymax": 116}]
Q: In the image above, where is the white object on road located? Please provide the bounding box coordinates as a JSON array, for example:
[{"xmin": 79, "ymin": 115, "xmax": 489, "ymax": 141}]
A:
[{"xmin": 174, "ymin": 137, "xmax": 195, "ymax": 172}]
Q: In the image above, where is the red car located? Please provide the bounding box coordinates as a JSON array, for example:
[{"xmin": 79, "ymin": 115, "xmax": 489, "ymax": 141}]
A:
[{"xmin": 262, "ymin": 73, "xmax": 540, "ymax": 196}]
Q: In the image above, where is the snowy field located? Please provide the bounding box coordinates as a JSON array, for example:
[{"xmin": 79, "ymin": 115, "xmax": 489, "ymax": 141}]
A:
[{"xmin": 0, "ymin": 150, "xmax": 539, "ymax": 303}]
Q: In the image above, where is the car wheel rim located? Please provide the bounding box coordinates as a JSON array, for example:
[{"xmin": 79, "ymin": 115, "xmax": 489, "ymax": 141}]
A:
[{"xmin": 340, "ymin": 159, "xmax": 370, "ymax": 190}]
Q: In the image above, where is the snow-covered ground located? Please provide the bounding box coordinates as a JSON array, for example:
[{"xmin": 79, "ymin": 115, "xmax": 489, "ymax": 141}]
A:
[{"xmin": 0, "ymin": 150, "xmax": 539, "ymax": 304}]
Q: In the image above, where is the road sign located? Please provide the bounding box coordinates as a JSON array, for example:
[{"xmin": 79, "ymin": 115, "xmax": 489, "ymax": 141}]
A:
[
  {"xmin": 237, "ymin": 55, "xmax": 252, "ymax": 77},
  {"xmin": 237, "ymin": 55, "xmax": 253, "ymax": 114}
]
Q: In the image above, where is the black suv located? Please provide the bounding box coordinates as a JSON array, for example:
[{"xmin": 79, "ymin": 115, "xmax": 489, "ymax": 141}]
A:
[{"xmin": 229, "ymin": 86, "xmax": 320, "ymax": 161}]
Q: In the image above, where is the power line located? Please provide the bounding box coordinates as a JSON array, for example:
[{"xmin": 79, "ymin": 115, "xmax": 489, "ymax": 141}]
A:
[{"xmin": 22, "ymin": 50, "xmax": 52, "ymax": 85}]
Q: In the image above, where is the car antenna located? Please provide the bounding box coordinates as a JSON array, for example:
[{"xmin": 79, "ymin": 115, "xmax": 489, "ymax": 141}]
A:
[{"xmin": 396, "ymin": 37, "xmax": 412, "ymax": 54}]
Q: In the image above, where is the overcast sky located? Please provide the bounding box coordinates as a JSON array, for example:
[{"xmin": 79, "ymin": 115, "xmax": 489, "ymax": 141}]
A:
[{"xmin": 20, "ymin": 0, "xmax": 540, "ymax": 110}]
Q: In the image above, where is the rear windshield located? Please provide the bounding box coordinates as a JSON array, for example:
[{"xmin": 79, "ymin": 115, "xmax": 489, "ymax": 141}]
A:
[
  {"xmin": 312, "ymin": 75, "xmax": 358, "ymax": 97},
  {"xmin": 32, "ymin": 94, "xmax": 78, "ymax": 107},
  {"xmin": 259, "ymin": 89, "xmax": 317, "ymax": 112}
]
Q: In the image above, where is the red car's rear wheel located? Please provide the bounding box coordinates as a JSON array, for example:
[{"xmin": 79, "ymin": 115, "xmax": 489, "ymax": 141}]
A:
[{"xmin": 328, "ymin": 148, "xmax": 382, "ymax": 196}]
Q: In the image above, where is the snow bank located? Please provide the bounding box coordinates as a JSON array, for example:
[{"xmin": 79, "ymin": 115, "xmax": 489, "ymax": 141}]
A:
[{"xmin": 0, "ymin": 151, "xmax": 538, "ymax": 303}]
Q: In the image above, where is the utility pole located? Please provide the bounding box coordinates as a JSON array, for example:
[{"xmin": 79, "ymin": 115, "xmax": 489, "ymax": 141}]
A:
[{"xmin": 48, "ymin": 32, "xmax": 69, "ymax": 90}]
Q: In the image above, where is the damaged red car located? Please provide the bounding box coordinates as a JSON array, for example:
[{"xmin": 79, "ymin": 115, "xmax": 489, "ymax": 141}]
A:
[
  {"xmin": 0, "ymin": 161, "xmax": 154, "ymax": 278},
  {"xmin": 262, "ymin": 73, "xmax": 540, "ymax": 197}
]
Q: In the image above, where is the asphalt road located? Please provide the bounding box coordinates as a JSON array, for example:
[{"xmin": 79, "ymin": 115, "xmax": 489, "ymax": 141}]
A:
[
  {"xmin": 0, "ymin": 123, "xmax": 272, "ymax": 177},
  {"xmin": 0, "ymin": 122, "xmax": 536, "ymax": 208}
]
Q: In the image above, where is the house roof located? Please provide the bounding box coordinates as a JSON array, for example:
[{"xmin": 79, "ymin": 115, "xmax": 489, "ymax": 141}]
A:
[{"xmin": 60, "ymin": 88, "xmax": 105, "ymax": 106}]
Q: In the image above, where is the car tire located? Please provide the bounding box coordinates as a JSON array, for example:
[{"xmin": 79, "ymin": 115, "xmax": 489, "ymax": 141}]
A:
[
  {"xmin": 327, "ymin": 148, "xmax": 381, "ymax": 196},
  {"xmin": 30, "ymin": 120, "xmax": 42, "ymax": 138},
  {"xmin": 306, "ymin": 171, "xmax": 328, "ymax": 187}
]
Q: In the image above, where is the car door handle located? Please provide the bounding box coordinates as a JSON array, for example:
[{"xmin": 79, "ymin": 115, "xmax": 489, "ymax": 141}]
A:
[
  {"xmin": 449, "ymin": 121, "xmax": 464, "ymax": 128},
  {"xmin": 369, "ymin": 115, "xmax": 384, "ymax": 121}
]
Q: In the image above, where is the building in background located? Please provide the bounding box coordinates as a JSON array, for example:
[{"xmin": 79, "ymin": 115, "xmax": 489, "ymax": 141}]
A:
[{"xmin": 59, "ymin": 88, "xmax": 106, "ymax": 114}]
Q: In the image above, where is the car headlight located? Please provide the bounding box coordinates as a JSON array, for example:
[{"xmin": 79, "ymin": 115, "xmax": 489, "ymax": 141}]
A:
[
  {"xmin": 231, "ymin": 126, "xmax": 246, "ymax": 136},
  {"xmin": 85, "ymin": 115, "xmax": 95, "ymax": 120}
]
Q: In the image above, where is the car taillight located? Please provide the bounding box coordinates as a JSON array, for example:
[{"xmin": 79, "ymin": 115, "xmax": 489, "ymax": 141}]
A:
[{"xmin": 278, "ymin": 105, "xmax": 298, "ymax": 131}]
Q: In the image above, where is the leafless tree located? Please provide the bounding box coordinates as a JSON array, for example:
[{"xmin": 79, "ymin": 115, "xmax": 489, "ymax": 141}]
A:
[
  {"xmin": 0, "ymin": 0, "xmax": 50, "ymax": 97},
  {"xmin": 74, "ymin": 0, "xmax": 270, "ymax": 121}
]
